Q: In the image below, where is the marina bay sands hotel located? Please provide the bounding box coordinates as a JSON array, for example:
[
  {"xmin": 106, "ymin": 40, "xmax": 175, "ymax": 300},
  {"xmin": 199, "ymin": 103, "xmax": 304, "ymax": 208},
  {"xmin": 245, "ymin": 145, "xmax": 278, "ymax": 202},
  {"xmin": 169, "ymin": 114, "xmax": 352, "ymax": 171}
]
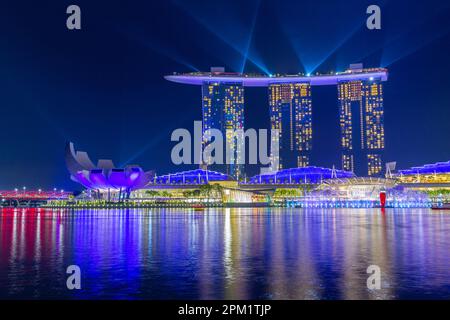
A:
[{"xmin": 165, "ymin": 64, "xmax": 388, "ymax": 179}]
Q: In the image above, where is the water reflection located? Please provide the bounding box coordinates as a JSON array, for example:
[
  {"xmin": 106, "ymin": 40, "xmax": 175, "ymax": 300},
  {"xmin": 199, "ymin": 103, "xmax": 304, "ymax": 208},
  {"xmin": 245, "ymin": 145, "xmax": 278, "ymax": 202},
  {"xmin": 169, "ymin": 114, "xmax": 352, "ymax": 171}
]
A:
[{"xmin": 0, "ymin": 208, "xmax": 449, "ymax": 299}]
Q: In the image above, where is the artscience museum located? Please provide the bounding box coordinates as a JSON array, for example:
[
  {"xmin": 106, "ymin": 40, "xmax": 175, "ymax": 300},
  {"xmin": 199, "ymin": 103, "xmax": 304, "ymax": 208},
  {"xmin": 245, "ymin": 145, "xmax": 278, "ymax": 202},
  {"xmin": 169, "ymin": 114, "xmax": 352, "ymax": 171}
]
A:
[{"xmin": 65, "ymin": 142, "xmax": 154, "ymax": 199}]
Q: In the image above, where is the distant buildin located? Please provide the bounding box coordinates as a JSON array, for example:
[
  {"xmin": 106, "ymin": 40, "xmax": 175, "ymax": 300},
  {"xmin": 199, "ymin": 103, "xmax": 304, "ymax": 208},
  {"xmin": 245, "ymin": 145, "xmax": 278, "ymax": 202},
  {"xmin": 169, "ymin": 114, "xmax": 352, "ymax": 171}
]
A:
[
  {"xmin": 202, "ymin": 78, "xmax": 244, "ymax": 179},
  {"xmin": 1, "ymin": 190, "xmax": 71, "ymax": 207},
  {"xmin": 165, "ymin": 64, "xmax": 388, "ymax": 177}
]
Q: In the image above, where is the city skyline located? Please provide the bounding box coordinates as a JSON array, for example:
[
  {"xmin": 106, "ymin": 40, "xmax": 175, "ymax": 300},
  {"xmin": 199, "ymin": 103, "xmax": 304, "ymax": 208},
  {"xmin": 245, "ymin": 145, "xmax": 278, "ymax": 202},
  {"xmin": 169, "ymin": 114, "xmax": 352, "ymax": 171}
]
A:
[
  {"xmin": 167, "ymin": 65, "xmax": 387, "ymax": 177},
  {"xmin": 1, "ymin": 0, "xmax": 450, "ymax": 189},
  {"xmin": 1, "ymin": 1, "xmax": 450, "ymax": 304}
]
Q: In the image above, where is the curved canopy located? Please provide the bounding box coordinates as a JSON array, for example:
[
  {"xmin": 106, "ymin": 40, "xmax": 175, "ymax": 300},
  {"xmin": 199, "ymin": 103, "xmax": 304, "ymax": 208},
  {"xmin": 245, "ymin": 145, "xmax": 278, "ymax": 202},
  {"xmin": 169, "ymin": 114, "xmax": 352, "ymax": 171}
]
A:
[
  {"xmin": 165, "ymin": 68, "xmax": 388, "ymax": 87},
  {"xmin": 247, "ymin": 166, "xmax": 355, "ymax": 184},
  {"xmin": 155, "ymin": 169, "xmax": 232, "ymax": 185},
  {"xmin": 398, "ymin": 160, "xmax": 450, "ymax": 175}
]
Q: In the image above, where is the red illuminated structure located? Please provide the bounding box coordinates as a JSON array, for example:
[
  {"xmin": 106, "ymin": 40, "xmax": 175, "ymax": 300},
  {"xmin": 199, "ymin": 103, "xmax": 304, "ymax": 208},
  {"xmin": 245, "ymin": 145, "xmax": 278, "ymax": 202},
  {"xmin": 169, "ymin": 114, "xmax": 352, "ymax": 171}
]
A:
[
  {"xmin": 379, "ymin": 191, "xmax": 386, "ymax": 208},
  {"xmin": 0, "ymin": 190, "xmax": 71, "ymax": 201}
]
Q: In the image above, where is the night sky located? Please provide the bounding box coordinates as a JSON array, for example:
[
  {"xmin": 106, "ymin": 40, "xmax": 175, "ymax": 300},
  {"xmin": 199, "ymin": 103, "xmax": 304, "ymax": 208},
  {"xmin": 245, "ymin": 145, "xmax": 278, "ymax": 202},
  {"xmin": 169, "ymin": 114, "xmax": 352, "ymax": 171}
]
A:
[{"xmin": 1, "ymin": 0, "xmax": 450, "ymax": 190}]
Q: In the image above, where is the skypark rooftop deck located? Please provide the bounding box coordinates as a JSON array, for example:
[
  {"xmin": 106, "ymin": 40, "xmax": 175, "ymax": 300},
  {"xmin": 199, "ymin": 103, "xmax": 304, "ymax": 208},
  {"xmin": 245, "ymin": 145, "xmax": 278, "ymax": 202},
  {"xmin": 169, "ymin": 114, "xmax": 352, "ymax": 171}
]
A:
[{"xmin": 165, "ymin": 66, "xmax": 388, "ymax": 87}]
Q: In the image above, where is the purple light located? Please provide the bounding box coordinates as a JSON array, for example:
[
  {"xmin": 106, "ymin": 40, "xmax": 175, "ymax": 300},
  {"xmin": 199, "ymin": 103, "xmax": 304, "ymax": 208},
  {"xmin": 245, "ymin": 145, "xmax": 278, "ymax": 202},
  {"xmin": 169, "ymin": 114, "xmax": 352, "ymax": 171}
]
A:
[
  {"xmin": 247, "ymin": 166, "xmax": 354, "ymax": 184},
  {"xmin": 164, "ymin": 70, "xmax": 388, "ymax": 87},
  {"xmin": 398, "ymin": 160, "xmax": 450, "ymax": 175},
  {"xmin": 155, "ymin": 169, "xmax": 231, "ymax": 185},
  {"xmin": 66, "ymin": 142, "xmax": 154, "ymax": 191},
  {"xmin": 71, "ymin": 167, "xmax": 152, "ymax": 191}
]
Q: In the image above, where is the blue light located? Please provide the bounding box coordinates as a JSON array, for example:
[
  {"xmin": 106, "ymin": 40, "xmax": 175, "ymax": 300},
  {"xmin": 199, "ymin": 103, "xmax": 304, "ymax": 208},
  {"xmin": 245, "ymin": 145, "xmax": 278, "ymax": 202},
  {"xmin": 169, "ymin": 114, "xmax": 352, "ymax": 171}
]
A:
[
  {"xmin": 247, "ymin": 166, "xmax": 354, "ymax": 185},
  {"xmin": 398, "ymin": 160, "xmax": 450, "ymax": 175},
  {"xmin": 155, "ymin": 169, "xmax": 231, "ymax": 185}
]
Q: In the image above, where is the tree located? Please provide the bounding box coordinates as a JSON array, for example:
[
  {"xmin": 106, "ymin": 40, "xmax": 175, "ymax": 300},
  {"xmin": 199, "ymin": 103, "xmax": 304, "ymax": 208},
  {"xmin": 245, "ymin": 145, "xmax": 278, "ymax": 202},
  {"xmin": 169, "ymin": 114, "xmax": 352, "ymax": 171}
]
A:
[
  {"xmin": 145, "ymin": 190, "xmax": 160, "ymax": 197},
  {"xmin": 199, "ymin": 184, "xmax": 213, "ymax": 197},
  {"xmin": 274, "ymin": 188, "xmax": 302, "ymax": 198},
  {"xmin": 160, "ymin": 191, "xmax": 171, "ymax": 198},
  {"xmin": 212, "ymin": 184, "xmax": 224, "ymax": 198}
]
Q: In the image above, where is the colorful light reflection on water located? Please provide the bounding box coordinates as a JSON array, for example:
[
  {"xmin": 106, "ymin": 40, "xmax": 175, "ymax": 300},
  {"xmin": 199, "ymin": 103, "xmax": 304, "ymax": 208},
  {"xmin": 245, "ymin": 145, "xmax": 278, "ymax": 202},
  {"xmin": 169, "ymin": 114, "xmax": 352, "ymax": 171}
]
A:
[{"xmin": 0, "ymin": 208, "xmax": 449, "ymax": 299}]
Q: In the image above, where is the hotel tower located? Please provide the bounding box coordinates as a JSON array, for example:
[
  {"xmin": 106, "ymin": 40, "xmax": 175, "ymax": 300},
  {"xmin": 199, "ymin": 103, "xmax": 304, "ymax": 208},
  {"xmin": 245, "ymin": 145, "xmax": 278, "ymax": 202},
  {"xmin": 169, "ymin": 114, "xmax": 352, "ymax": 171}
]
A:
[
  {"xmin": 338, "ymin": 64, "xmax": 385, "ymax": 176},
  {"xmin": 268, "ymin": 83, "xmax": 312, "ymax": 170},
  {"xmin": 165, "ymin": 64, "xmax": 387, "ymax": 177},
  {"xmin": 201, "ymin": 68, "xmax": 244, "ymax": 179}
]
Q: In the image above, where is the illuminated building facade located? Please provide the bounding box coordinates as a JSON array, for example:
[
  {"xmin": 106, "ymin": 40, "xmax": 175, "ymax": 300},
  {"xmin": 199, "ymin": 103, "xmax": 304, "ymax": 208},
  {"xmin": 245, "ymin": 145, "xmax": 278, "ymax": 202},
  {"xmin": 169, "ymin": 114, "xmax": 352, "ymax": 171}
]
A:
[
  {"xmin": 338, "ymin": 65, "xmax": 385, "ymax": 176},
  {"xmin": 166, "ymin": 64, "xmax": 387, "ymax": 178},
  {"xmin": 396, "ymin": 160, "xmax": 450, "ymax": 184},
  {"xmin": 154, "ymin": 169, "xmax": 231, "ymax": 184},
  {"xmin": 202, "ymin": 78, "xmax": 244, "ymax": 179},
  {"xmin": 248, "ymin": 166, "xmax": 354, "ymax": 184},
  {"xmin": 269, "ymin": 83, "xmax": 312, "ymax": 169}
]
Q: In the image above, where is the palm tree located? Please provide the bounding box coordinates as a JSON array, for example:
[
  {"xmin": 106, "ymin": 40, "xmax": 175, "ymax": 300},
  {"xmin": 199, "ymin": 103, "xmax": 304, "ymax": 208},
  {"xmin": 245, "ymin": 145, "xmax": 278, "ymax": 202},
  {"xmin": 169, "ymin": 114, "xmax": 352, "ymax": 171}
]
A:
[
  {"xmin": 160, "ymin": 191, "xmax": 171, "ymax": 198},
  {"xmin": 199, "ymin": 184, "xmax": 213, "ymax": 197},
  {"xmin": 145, "ymin": 190, "xmax": 159, "ymax": 197},
  {"xmin": 182, "ymin": 190, "xmax": 192, "ymax": 198},
  {"xmin": 212, "ymin": 184, "xmax": 224, "ymax": 198}
]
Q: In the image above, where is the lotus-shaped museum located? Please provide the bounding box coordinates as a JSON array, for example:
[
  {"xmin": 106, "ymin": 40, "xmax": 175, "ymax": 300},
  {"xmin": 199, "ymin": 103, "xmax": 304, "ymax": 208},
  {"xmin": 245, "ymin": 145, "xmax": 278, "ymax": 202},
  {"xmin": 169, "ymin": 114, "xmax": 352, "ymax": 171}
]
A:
[{"xmin": 65, "ymin": 142, "xmax": 154, "ymax": 192}]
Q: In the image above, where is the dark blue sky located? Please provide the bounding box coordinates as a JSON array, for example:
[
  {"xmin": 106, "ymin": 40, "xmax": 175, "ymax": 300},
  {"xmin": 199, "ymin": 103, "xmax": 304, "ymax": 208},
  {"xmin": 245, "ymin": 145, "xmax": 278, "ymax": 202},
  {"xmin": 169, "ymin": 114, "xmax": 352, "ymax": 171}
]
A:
[{"xmin": 1, "ymin": 0, "xmax": 450, "ymax": 190}]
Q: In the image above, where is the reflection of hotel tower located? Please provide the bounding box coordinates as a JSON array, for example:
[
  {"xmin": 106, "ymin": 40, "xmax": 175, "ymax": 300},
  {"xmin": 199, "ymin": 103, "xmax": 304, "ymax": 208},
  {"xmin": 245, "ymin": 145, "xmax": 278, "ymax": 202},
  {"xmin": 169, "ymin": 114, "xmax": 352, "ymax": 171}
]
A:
[
  {"xmin": 202, "ymin": 67, "xmax": 244, "ymax": 179},
  {"xmin": 269, "ymin": 83, "xmax": 312, "ymax": 169},
  {"xmin": 338, "ymin": 64, "xmax": 385, "ymax": 176}
]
